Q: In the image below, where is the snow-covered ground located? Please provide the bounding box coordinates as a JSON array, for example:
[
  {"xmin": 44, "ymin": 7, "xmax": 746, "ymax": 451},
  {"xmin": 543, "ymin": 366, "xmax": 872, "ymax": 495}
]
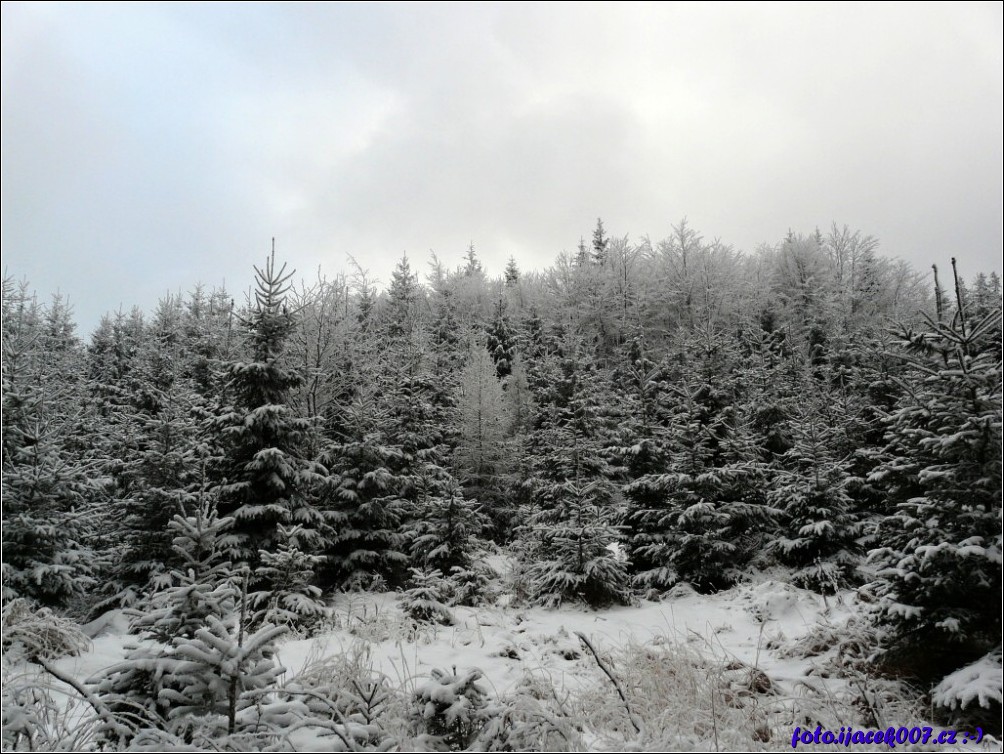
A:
[
  {"xmin": 278, "ymin": 578, "xmax": 838, "ymax": 700},
  {"xmin": 13, "ymin": 577, "xmax": 1000, "ymax": 751}
]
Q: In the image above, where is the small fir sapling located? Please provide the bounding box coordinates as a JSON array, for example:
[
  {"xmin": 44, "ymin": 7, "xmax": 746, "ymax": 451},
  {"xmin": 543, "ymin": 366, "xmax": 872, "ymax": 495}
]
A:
[
  {"xmin": 411, "ymin": 667, "xmax": 493, "ymax": 751},
  {"xmin": 249, "ymin": 523, "xmax": 327, "ymax": 632},
  {"xmin": 411, "ymin": 470, "xmax": 489, "ymax": 580},
  {"xmin": 399, "ymin": 568, "xmax": 454, "ymax": 625},
  {"xmin": 91, "ymin": 506, "xmax": 287, "ymax": 743}
]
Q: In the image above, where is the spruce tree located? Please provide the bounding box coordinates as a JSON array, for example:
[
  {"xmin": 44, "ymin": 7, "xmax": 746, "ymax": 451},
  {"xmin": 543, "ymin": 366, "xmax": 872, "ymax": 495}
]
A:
[
  {"xmin": 249, "ymin": 523, "xmax": 326, "ymax": 631},
  {"xmin": 318, "ymin": 388, "xmax": 412, "ymax": 589},
  {"xmin": 93, "ymin": 506, "xmax": 287, "ymax": 745},
  {"xmin": 110, "ymin": 296, "xmax": 212, "ymax": 604},
  {"xmin": 767, "ymin": 402, "xmax": 862, "ymax": 593},
  {"xmin": 411, "ymin": 470, "xmax": 488, "ymax": 577},
  {"xmin": 211, "ymin": 249, "xmax": 325, "ymax": 573},
  {"xmin": 504, "ymin": 256, "xmax": 520, "ymax": 287},
  {"xmin": 2, "ymin": 281, "xmax": 94, "ymax": 607},
  {"xmin": 624, "ymin": 356, "xmax": 773, "ymax": 594},
  {"xmin": 868, "ymin": 302, "xmax": 1002, "ymax": 683},
  {"xmin": 524, "ymin": 480, "xmax": 629, "ymax": 607},
  {"xmin": 183, "ymin": 284, "xmax": 236, "ymax": 398},
  {"xmin": 463, "ymin": 242, "xmax": 483, "ymax": 277},
  {"xmin": 592, "ymin": 217, "xmax": 609, "ymax": 266},
  {"xmin": 485, "ymin": 299, "xmax": 517, "ymax": 379},
  {"xmin": 522, "ymin": 352, "xmax": 629, "ymax": 606},
  {"xmin": 386, "ymin": 253, "xmax": 418, "ymax": 339}
]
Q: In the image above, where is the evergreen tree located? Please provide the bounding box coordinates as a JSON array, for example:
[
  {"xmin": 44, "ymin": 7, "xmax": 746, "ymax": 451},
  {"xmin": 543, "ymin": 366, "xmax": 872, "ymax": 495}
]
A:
[
  {"xmin": 399, "ymin": 567, "xmax": 454, "ymax": 625},
  {"xmin": 183, "ymin": 284, "xmax": 236, "ymax": 398},
  {"xmin": 318, "ymin": 388, "xmax": 411, "ymax": 589},
  {"xmin": 463, "ymin": 241, "xmax": 484, "ymax": 277},
  {"xmin": 320, "ymin": 326, "xmax": 452, "ymax": 590},
  {"xmin": 767, "ymin": 402, "xmax": 862, "ymax": 593},
  {"xmin": 109, "ymin": 296, "xmax": 213, "ymax": 604},
  {"xmin": 93, "ymin": 506, "xmax": 287, "ymax": 745},
  {"xmin": 528, "ymin": 352, "xmax": 614, "ymax": 484},
  {"xmin": 129, "ymin": 506, "xmax": 241, "ymax": 644},
  {"xmin": 111, "ymin": 384, "xmax": 209, "ymax": 602},
  {"xmin": 87, "ymin": 307, "xmax": 146, "ymax": 417},
  {"xmin": 411, "ymin": 471, "xmax": 488, "ymax": 576},
  {"xmin": 967, "ymin": 272, "xmax": 1002, "ymax": 321},
  {"xmin": 485, "ymin": 299, "xmax": 517, "ymax": 379},
  {"xmin": 868, "ymin": 303, "xmax": 1002, "ymax": 684},
  {"xmin": 606, "ymin": 337, "xmax": 674, "ymax": 478},
  {"xmin": 504, "ymin": 256, "xmax": 520, "ymax": 287},
  {"xmin": 249, "ymin": 523, "xmax": 326, "ymax": 631},
  {"xmin": 211, "ymin": 249, "xmax": 325, "ymax": 571},
  {"xmin": 83, "ymin": 308, "xmax": 151, "ymax": 579},
  {"xmin": 427, "ymin": 262, "xmax": 465, "ymax": 378},
  {"xmin": 2, "ymin": 281, "xmax": 94, "ymax": 607},
  {"xmin": 411, "ymin": 667, "xmax": 492, "ymax": 750},
  {"xmin": 521, "ymin": 351, "xmax": 628, "ymax": 606},
  {"xmin": 592, "ymin": 217, "xmax": 609, "ymax": 266},
  {"xmin": 575, "ymin": 237, "xmax": 590, "ymax": 268},
  {"xmin": 623, "ymin": 358, "xmax": 773, "ymax": 594},
  {"xmin": 386, "ymin": 253, "xmax": 418, "ymax": 339},
  {"xmin": 524, "ymin": 480, "xmax": 629, "ymax": 607}
]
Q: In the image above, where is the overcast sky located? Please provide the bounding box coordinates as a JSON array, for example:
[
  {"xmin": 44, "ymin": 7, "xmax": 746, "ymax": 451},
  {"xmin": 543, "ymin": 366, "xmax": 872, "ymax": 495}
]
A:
[{"xmin": 2, "ymin": 2, "xmax": 1001, "ymax": 336}]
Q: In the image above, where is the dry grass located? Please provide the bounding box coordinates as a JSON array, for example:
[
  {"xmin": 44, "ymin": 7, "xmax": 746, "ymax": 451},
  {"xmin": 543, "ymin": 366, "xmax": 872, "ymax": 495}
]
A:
[{"xmin": 2, "ymin": 598, "xmax": 90, "ymax": 661}]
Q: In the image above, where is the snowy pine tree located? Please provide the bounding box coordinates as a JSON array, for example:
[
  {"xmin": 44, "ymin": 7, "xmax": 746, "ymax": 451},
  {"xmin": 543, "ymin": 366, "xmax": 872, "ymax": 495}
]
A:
[
  {"xmin": 399, "ymin": 567, "xmax": 454, "ymax": 625},
  {"xmin": 128, "ymin": 506, "xmax": 240, "ymax": 644},
  {"xmin": 524, "ymin": 480, "xmax": 629, "ymax": 608},
  {"xmin": 318, "ymin": 387, "xmax": 411, "ymax": 590},
  {"xmin": 624, "ymin": 370, "xmax": 773, "ymax": 593},
  {"xmin": 92, "ymin": 505, "xmax": 287, "ymax": 744},
  {"xmin": 108, "ymin": 298, "xmax": 213, "ymax": 606},
  {"xmin": 211, "ymin": 249, "xmax": 326, "ymax": 571},
  {"xmin": 249, "ymin": 523, "xmax": 327, "ymax": 632},
  {"xmin": 767, "ymin": 402, "xmax": 863, "ymax": 593},
  {"xmin": 2, "ymin": 280, "xmax": 94, "ymax": 607},
  {"xmin": 385, "ymin": 253, "xmax": 419, "ymax": 339},
  {"xmin": 868, "ymin": 302, "xmax": 1002, "ymax": 684},
  {"xmin": 412, "ymin": 471, "xmax": 488, "ymax": 577},
  {"xmin": 411, "ymin": 667, "xmax": 492, "ymax": 750},
  {"xmin": 485, "ymin": 300, "xmax": 517, "ymax": 379},
  {"xmin": 522, "ymin": 353, "xmax": 628, "ymax": 607}
]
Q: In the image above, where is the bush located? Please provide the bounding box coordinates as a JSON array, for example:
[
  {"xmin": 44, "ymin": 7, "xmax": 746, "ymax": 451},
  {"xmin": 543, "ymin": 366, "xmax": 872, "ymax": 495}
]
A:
[
  {"xmin": 1, "ymin": 599, "xmax": 90, "ymax": 661},
  {"xmin": 399, "ymin": 569, "xmax": 454, "ymax": 625},
  {"xmin": 278, "ymin": 642, "xmax": 400, "ymax": 751},
  {"xmin": 411, "ymin": 667, "xmax": 493, "ymax": 751}
]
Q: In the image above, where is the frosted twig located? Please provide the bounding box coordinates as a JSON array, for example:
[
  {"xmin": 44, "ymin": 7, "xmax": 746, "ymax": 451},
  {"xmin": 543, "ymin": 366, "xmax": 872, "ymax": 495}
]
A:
[
  {"xmin": 574, "ymin": 631, "xmax": 643, "ymax": 736},
  {"xmin": 33, "ymin": 655, "xmax": 131, "ymax": 746}
]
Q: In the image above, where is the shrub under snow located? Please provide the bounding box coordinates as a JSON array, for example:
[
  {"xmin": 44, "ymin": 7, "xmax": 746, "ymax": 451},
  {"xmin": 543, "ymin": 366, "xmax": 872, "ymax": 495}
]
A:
[{"xmin": 1, "ymin": 598, "xmax": 90, "ymax": 661}]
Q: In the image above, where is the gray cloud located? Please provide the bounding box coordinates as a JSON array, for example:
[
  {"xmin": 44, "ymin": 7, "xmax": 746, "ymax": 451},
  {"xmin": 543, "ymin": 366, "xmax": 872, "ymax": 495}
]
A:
[{"xmin": 2, "ymin": 2, "xmax": 1000, "ymax": 335}]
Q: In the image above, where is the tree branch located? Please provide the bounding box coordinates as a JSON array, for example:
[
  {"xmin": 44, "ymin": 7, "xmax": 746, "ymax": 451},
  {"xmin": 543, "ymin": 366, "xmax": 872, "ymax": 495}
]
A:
[
  {"xmin": 574, "ymin": 631, "xmax": 642, "ymax": 736},
  {"xmin": 33, "ymin": 655, "xmax": 131, "ymax": 745}
]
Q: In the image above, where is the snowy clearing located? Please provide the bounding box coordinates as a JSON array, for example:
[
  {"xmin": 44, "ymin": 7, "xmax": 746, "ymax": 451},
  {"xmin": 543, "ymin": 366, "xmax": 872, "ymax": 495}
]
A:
[{"xmin": 11, "ymin": 577, "xmax": 996, "ymax": 752}]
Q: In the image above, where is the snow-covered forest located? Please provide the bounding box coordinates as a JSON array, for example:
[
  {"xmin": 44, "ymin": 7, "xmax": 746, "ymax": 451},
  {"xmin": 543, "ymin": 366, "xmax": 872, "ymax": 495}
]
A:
[{"xmin": 2, "ymin": 220, "xmax": 1001, "ymax": 751}]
